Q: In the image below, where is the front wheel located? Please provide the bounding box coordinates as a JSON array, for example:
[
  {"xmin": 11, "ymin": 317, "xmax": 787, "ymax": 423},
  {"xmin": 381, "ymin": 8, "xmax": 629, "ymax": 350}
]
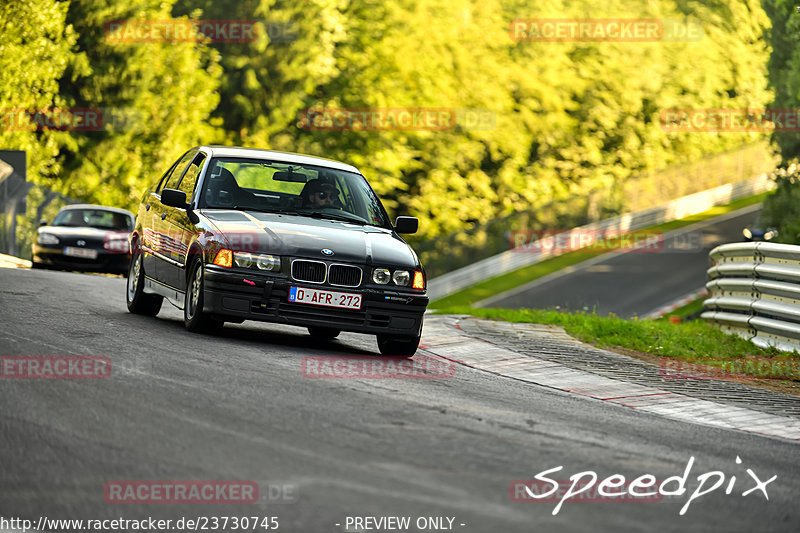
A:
[
  {"xmin": 184, "ymin": 260, "xmax": 222, "ymax": 333},
  {"xmin": 377, "ymin": 334, "xmax": 421, "ymax": 357},
  {"xmin": 126, "ymin": 252, "xmax": 163, "ymax": 316}
]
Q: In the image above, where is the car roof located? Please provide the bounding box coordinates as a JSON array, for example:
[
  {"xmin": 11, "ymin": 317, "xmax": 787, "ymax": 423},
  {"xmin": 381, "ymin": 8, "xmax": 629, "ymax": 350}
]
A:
[
  {"xmin": 200, "ymin": 145, "xmax": 361, "ymax": 174},
  {"xmin": 59, "ymin": 204, "xmax": 135, "ymax": 217}
]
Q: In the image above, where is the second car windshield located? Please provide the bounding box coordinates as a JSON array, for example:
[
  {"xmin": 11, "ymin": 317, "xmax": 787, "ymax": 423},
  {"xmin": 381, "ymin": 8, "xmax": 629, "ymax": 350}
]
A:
[
  {"xmin": 198, "ymin": 157, "xmax": 390, "ymax": 227},
  {"xmin": 53, "ymin": 209, "xmax": 132, "ymax": 230}
]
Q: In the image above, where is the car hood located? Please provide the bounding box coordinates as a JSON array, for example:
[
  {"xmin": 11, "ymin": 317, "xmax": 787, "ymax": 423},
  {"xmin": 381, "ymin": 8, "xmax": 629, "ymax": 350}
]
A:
[
  {"xmin": 39, "ymin": 226, "xmax": 130, "ymax": 238},
  {"xmin": 200, "ymin": 210, "xmax": 418, "ymax": 267}
]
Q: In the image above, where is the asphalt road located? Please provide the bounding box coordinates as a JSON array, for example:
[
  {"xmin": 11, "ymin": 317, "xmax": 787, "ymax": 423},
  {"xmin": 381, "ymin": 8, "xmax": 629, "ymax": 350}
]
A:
[
  {"xmin": 481, "ymin": 205, "xmax": 762, "ymax": 317},
  {"xmin": 1, "ymin": 266, "xmax": 798, "ymax": 532}
]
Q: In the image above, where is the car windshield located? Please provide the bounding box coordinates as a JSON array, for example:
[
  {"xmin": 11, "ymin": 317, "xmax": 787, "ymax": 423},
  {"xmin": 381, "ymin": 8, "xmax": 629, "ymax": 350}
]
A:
[
  {"xmin": 198, "ymin": 157, "xmax": 391, "ymax": 227},
  {"xmin": 52, "ymin": 209, "xmax": 133, "ymax": 230}
]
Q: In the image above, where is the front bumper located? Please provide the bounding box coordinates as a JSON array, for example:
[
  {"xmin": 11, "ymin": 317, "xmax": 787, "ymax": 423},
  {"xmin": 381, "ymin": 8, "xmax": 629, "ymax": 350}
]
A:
[
  {"xmin": 32, "ymin": 245, "xmax": 131, "ymax": 274},
  {"xmin": 203, "ymin": 266, "xmax": 428, "ymax": 337}
]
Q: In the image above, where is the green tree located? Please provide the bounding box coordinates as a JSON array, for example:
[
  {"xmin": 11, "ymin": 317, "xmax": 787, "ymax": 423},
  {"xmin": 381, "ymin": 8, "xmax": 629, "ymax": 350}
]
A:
[
  {"xmin": 0, "ymin": 0, "xmax": 82, "ymax": 182},
  {"xmin": 761, "ymin": 0, "xmax": 800, "ymax": 243},
  {"xmin": 52, "ymin": 0, "xmax": 225, "ymax": 209}
]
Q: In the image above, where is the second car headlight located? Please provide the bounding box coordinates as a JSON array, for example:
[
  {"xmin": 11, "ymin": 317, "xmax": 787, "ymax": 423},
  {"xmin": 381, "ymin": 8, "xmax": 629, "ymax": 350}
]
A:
[
  {"xmin": 233, "ymin": 252, "xmax": 280, "ymax": 271},
  {"xmin": 37, "ymin": 233, "xmax": 60, "ymax": 245},
  {"xmin": 392, "ymin": 270, "xmax": 410, "ymax": 286}
]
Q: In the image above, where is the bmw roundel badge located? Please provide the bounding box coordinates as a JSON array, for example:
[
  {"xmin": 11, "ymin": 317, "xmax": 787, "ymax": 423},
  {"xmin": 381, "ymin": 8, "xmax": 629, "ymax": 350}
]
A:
[{"xmin": 321, "ymin": 248, "xmax": 334, "ymax": 256}]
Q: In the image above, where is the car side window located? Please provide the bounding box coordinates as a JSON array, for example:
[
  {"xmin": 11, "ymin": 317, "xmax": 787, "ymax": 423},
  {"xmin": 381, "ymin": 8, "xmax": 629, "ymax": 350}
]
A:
[
  {"xmin": 158, "ymin": 150, "xmax": 196, "ymax": 194},
  {"xmin": 154, "ymin": 160, "xmax": 178, "ymax": 192},
  {"xmin": 176, "ymin": 153, "xmax": 207, "ymax": 201}
]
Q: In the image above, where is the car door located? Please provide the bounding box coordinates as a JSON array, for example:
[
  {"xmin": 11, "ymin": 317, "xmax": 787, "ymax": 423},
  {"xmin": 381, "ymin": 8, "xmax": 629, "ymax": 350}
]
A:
[
  {"xmin": 150, "ymin": 150, "xmax": 196, "ymax": 286},
  {"xmin": 160, "ymin": 151, "xmax": 207, "ymax": 291},
  {"xmin": 142, "ymin": 156, "xmax": 183, "ymax": 277}
]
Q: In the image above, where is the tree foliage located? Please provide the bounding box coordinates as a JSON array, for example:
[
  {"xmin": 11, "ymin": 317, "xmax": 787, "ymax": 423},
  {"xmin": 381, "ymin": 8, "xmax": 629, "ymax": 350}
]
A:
[
  {"xmin": 761, "ymin": 0, "xmax": 800, "ymax": 243},
  {"xmin": 0, "ymin": 0, "xmax": 81, "ymax": 180},
  {"xmin": 1, "ymin": 0, "xmax": 784, "ymax": 264}
]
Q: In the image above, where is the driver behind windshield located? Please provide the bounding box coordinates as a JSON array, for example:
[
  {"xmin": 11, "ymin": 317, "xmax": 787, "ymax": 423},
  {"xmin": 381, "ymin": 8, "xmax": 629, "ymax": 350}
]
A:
[{"xmin": 303, "ymin": 180, "xmax": 343, "ymax": 210}]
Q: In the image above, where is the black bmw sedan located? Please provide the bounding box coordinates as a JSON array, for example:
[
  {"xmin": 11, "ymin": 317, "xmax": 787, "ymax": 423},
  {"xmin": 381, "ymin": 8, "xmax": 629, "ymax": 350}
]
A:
[
  {"xmin": 32, "ymin": 204, "xmax": 134, "ymax": 275},
  {"xmin": 126, "ymin": 145, "xmax": 428, "ymax": 355}
]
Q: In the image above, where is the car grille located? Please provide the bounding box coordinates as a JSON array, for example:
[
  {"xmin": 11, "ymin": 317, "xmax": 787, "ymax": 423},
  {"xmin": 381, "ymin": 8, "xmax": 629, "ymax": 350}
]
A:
[
  {"xmin": 61, "ymin": 236, "xmax": 104, "ymax": 247},
  {"xmin": 328, "ymin": 264, "xmax": 362, "ymax": 287},
  {"xmin": 291, "ymin": 260, "xmax": 325, "ymax": 283},
  {"xmin": 280, "ymin": 302, "xmax": 367, "ymax": 325}
]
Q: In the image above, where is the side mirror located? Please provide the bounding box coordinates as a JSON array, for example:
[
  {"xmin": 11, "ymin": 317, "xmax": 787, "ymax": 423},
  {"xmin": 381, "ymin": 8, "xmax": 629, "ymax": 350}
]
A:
[
  {"xmin": 394, "ymin": 216, "xmax": 418, "ymax": 234},
  {"xmin": 161, "ymin": 188, "xmax": 190, "ymax": 209},
  {"xmin": 39, "ymin": 218, "xmax": 48, "ymax": 227}
]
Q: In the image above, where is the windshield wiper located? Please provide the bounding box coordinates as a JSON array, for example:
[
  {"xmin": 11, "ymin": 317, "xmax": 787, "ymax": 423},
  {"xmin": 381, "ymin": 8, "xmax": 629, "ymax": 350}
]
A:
[
  {"xmin": 231, "ymin": 206, "xmax": 282, "ymax": 215},
  {"xmin": 298, "ymin": 211, "xmax": 368, "ymax": 225}
]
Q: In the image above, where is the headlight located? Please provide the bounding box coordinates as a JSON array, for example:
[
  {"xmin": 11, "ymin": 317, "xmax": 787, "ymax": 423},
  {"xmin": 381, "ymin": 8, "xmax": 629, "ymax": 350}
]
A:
[
  {"xmin": 104, "ymin": 239, "xmax": 129, "ymax": 252},
  {"xmin": 392, "ymin": 270, "xmax": 410, "ymax": 286},
  {"xmin": 37, "ymin": 233, "xmax": 59, "ymax": 245},
  {"xmin": 764, "ymin": 231, "xmax": 775, "ymax": 241},
  {"xmin": 373, "ymin": 268, "xmax": 391, "ymax": 284},
  {"xmin": 742, "ymin": 228, "xmax": 752, "ymax": 239},
  {"xmin": 233, "ymin": 252, "xmax": 280, "ymax": 271}
]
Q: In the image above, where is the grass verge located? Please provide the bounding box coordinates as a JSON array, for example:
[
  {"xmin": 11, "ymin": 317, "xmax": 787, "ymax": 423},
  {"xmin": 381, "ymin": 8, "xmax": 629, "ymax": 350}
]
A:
[
  {"xmin": 657, "ymin": 295, "xmax": 707, "ymax": 322},
  {"xmin": 431, "ymin": 192, "xmax": 769, "ymax": 308},
  {"xmin": 435, "ymin": 306, "xmax": 800, "ymax": 396}
]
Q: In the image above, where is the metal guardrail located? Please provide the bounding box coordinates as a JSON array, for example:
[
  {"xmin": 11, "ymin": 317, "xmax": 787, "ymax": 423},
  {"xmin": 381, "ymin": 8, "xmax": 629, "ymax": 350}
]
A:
[{"xmin": 703, "ymin": 242, "xmax": 800, "ymax": 352}]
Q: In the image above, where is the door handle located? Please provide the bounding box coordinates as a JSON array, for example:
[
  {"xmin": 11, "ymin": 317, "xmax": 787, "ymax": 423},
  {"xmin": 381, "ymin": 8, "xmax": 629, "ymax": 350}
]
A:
[
  {"xmin": 145, "ymin": 204, "xmax": 151, "ymax": 211},
  {"xmin": 161, "ymin": 213, "xmax": 167, "ymax": 220}
]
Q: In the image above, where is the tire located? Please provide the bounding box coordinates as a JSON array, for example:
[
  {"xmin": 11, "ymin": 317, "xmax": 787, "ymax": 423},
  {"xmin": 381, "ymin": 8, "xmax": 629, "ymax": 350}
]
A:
[
  {"xmin": 126, "ymin": 252, "xmax": 163, "ymax": 316},
  {"xmin": 308, "ymin": 327, "xmax": 341, "ymax": 340},
  {"xmin": 31, "ymin": 261, "xmax": 45, "ymax": 270},
  {"xmin": 184, "ymin": 260, "xmax": 222, "ymax": 333},
  {"xmin": 377, "ymin": 334, "xmax": 421, "ymax": 357}
]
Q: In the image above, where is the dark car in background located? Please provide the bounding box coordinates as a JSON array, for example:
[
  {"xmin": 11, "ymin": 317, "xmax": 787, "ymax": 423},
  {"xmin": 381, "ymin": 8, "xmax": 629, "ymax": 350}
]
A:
[
  {"xmin": 126, "ymin": 145, "xmax": 428, "ymax": 355},
  {"xmin": 32, "ymin": 205, "xmax": 134, "ymax": 275}
]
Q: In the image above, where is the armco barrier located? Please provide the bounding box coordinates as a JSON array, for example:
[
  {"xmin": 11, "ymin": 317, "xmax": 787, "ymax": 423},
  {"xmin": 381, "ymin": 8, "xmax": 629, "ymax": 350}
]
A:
[
  {"xmin": 428, "ymin": 174, "xmax": 775, "ymax": 301},
  {"xmin": 703, "ymin": 242, "xmax": 800, "ymax": 352}
]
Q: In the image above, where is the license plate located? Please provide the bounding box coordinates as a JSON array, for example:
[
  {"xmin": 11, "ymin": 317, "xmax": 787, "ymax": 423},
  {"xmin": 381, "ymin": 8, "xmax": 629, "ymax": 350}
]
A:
[
  {"xmin": 63, "ymin": 246, "xmax": 98, "ymax": 259},
  {"xmin": 288, "ymin": 286, "xmax": 362, "ymax": 310}
]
